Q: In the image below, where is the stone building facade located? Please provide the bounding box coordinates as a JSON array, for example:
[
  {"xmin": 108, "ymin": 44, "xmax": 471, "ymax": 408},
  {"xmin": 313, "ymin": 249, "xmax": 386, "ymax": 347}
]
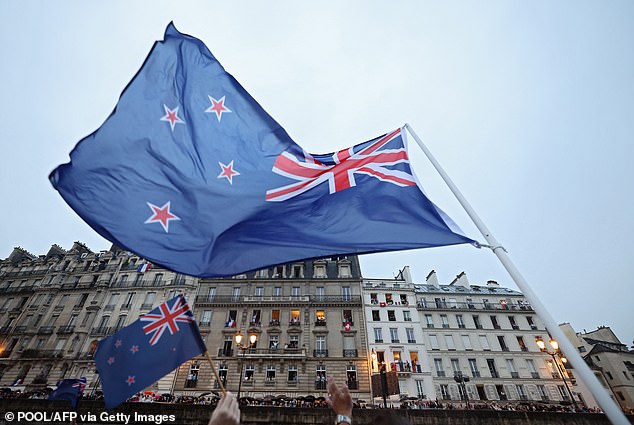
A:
[
  {"xmin": 363, "ymin": 267, "xmax": 579, "ymax": 407},
  {"xmin": 173, "ymin": 256, "xmax": 372, "ymax": 401},
  {"xmin": 0, "ymin": 243, "xmax": 197, "ymax": 393}
]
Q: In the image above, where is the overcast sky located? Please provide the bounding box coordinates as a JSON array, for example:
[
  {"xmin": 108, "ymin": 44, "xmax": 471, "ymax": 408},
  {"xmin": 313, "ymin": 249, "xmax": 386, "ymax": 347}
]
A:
[{"xmin": 1, "ymin": 1, "xmax": 632, "ymax": 345}]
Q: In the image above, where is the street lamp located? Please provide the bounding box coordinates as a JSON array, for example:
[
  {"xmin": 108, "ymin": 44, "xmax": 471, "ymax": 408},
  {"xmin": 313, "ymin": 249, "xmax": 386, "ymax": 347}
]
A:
[
  {"xmin": 535, "ymin": 337, "xmax": 578, "ymax": 410},
  {"xmin": 371, "ymin": 349, "xmax": 388, "ymax": 408},
  {"xmin": 235, "ymin": 332, "xmax": 257, "ymax": 400}
]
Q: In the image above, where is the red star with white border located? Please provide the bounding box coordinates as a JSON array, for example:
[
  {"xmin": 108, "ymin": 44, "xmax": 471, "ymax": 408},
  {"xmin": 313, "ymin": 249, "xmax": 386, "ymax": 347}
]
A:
[
  {"xmin": 107, "ymin": 356, "xmax": 115, "ymax": 365},
  {"xmin": 160, "ymin": 104, "xmax": 185, "ymax": 131},
  {"xmin": 205, "ymin": 95, "xmax": 231, "ymax": 121},
  {"xmin": 130, "ymin": 345, "xmax": 139, "ymax": 354},
  {"xmin": 126, "ymin": 376, "xmax": 135, "ymax": 386},
  {"xmin": 217, "ymin": 161, "xmax": 240, "ymax": 184},
  {"xmin": 144, "ymin": 201, "xmax": 181, "ymax": 233},
  {"xmin": 114, "ymin": 340, "xmax": 122, "ymax": 348}
]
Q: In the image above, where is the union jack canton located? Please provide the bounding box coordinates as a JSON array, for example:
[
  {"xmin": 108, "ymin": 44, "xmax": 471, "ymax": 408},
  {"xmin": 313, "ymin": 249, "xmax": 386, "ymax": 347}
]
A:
[
  {"xmin": 140, "ymin": 295, "xmax": 196, "ymax": 346},
  {"xmin": 266, "ymin": 128, "xmax": 416, "ymax": 202}
]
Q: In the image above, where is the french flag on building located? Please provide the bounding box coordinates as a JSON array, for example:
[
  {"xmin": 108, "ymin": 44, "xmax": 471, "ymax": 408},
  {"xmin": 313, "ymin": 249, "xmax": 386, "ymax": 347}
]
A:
[{"xmin": 137, "ymin": 263, "xmax": 152, "ymax": 273}]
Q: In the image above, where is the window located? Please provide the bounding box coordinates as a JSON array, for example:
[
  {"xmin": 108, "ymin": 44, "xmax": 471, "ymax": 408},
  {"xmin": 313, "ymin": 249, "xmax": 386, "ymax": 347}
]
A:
[
  {"xmin": 270, "ymin": 310, "xmax": 280, "ymax": 326},
  {"xmin": 106, "ymin": 293, "xmax": 119, "ymax": 308},
  {"xmin": 266, "ymin": 365, "xmax": 276, "ymax": 381},
  {"xmin": 389, "ymin": 328, "xmax": 399, "ymax": 343},
  {"xmin": 287, "ymin": 365, "xmax": 298, "ymax": 382},
  {"xmin": 218, "ymin": 364, "xmax": 228, "ymax": 386},
  {"xmin": 497, "ymin": 335, "xmax": 509, "ymax": 351},
  {"xmin": 254, "ymin": 287, "xmax": 264, "ymax": 297},
  {"xmin": 315, "ymin": 336, "xmax": 327, "ymax": 354},
  {"xmin": 387, "ymin": 310, "xmax": 396, "ymax": 321},
  {"xmin": 516, "ymin": 384, "xmax": 527, "ymax": 400},
  {"xmin": 123, "ymin": 292, "xmax": 135, "ymax": 307},
  {"xmin": 338, "ymin": 264, "xmax": 351, "ymax": 278},
  {"xmin": 416, "ymin": 380, "xmax": 426, "ymax": 398},
  {"xmin": 315, "ymin": 287, "xmax": 324, "ymax": 301},
  {"xmin": 439, "ymin": 384, "xmax": 450, "ymax": 400},
  {"xmin": 273, "ymin": 266, "xmax": 284, "ymax": 278},
  {"xmin": 153, "ymin": 273, "xmax": 163, "ymax": 284},
  {"xmin": 456, "ymin": 314, "xmax": 465, "ymax": 328},
  {"xmin": 385, "ymin": 294, "xmax": 393, "ymax": 305},
  {"xmin": 232, "ymin": 287, "xmax": 241, "ymax": 301},
  {"xmin": 114, "ymin": 315, "xmax": 126, "ymax": 330},
  {"xmin": 57, "ymin": 295, "xmax": 69, "ymax": 307},
  {"xmin": 445, "ymin": 335, "xmax": 455, "ymax": 350},
  {"xmin": 288, "ymin": 335, "xmax": 299, "ymax": 349},
  {"xmin": 97, "ymin": 315, "xmax": 110, "ymax": 329},
  {"xmin": 451, "ymin": 358, "xmax": 460, "ymax": 373},
  {"xmin": 374, "ymin": 328, "xmax": 383, "ymax": 343},
  {"xmin": 462, "ymin": 335, "xmax": 472, "ymax": 350},
  {"xmin": 400, "ymin": 294, "xmax": 409, "ymax": 305},
  {"xmin": 440, "ymin": 315, "xmax": 449, "ymax": 328},
  {"xmin": 269, "ymin": 335, "xmax": 279, "ymax": 350},
  {"xmin": 256, "ymin": 269, "xmax": 268, "ymax": 278},
  {"xmin": 526, "ymin": 316, "xmax": 537, "ymax": 330},
  {"xmin": 291, "ymin": 264, "xmax": 304, "ymax": 278},
  {"xmin": 473, "ymin": 315, "xmax": 482, "ymax": 329},
  {"xmin": 429, "ymin": 335, "xmax": 439, "ymax": 350},
  {"xmin": 406, "ymin": 328, "xmax": 415, "ymax": 343},
  {"xmin": 316, "ymin": 364, "xmax": 326, "ymax": 381},
  {"xmin": 291, "ymin": 286, "xmax": 301, "ymax": 297},
  {"xmin": 490, "ymin": 315, "xmax": 500, "ymax": 329},
  {"xmin": 527, "ymin": 359, "xmax": 539, "ymax": 378},
  {"xmin": 226, "ymin": 310, "xmax": 237, "ymax": 327},
  {"xmin": 313, "ymin": 264, "xmax": 326, "ymax": 278},
  {"xmin": 273, "ymin": 287, "xmax": 282, "ymax": 297},
  {"xmin": 206, "ymin": 287, "xmax": 216, "ymax": 300},
  {"xmin": 479, "ymin": 335, "xmax": 490, "ymax": 350},
  {"xmin": 557, "ymin": 385, "xmax": 570, "ymax": 401},
  {"xmin": 516, "ymin": 336, "xmax": 527, "ymax": 351},
  {"xmin": 143, "ymin": 292, "xmax": 156, "ymax": 307},
  {"xmin": 290, "ymin": 309, "xmax": 300, "ymax": 325},
  {"xmin": 487, "ymin": 359, "xmax": 499, "ymax": 378},
  {"xmin": 606, "ymin": 371, "xmax": 614, "ymax": 380},
  {"xmin": 434, "ymin": 359, "xmax": 445, "ymax": 377},
  {"xmin": 185, "ymin": 363, "xmax": 199, "ymax": 388},
  {"xmin": 342, "ymin": 310, "xmax": 353, "ymax": 324},
  {"xmin": 372, "ymin": 310, "xmax": 380, "ymax": 321},
  {"xmin": 403, "ymin": 310, "xmax": 411, "ymax": 322},
  {"xmin": 506, "ymin": 359, "xmax": 518, "ymax": 378},
  {"xmin": 250, "ymin": 310, "xmax": 261, "ymax": 325},
  {"xmin": 200, "ymin": 310, "xmax": 212, "ymax": 326},
  {"xmin": 315, "ymin": 310, "xmax": 326, "ymax": 325},
  {"xmin": 425, "ymin": 314, "xmax": 434, "ymax": 328},
  {"xmin": 244, "ymin": 364, "xmax": 255, "ymax": 381},
  {"xmin": 342, "ymin": 286, "xmax": 351, "ymax": 301},
  {"xmin": 370, "ymin": 293, "xmax": 378, "ymax": 304},
  {"xmin": 346, "ymin": 365, "xmax": 357, "ymax": 387},
  {"xmin": 468, "ymin": 359, "xmax": 479, "ymax": 377},
  {"xmin": 67, "ymin": 314, "xmax": 78, "ymax": 327},
  {"xmin": 537, "ymin": 384, "xmax": 549, "ymax": 400},
  {"xmin": 508, "ymin": 316, "xmax": 519, "ymax": 330}
]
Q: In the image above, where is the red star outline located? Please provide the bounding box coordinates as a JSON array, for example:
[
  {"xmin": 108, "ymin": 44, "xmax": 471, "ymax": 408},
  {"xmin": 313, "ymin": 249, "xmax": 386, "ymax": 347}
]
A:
[
  {"xmin": 126, "ymin": 376, "xmax": 136, "ymax": 386},
  {"xmin": 130, "ymin": 345, "xmax": 139, "ymax": 354},
  {"xmin": 144, "ymin": 201, "xmax": 181, "ymax": 233},
  {"xmin": 107, "ymin": 356, "xmax": 115, "ymax": 365},
  {"xmin": 205, "ymin": 95, "xmax": 231, "ymax": 121},
  {"xmin": 217, "ymin": 160, "xmax": 240, "ymax": 184},
  {"xmin": 160, "ymin": 104, "xmax": 185, "ymax": 131}
]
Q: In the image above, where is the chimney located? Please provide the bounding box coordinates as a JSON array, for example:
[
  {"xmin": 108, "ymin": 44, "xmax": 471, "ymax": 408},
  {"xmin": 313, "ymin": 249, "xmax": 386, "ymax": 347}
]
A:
[
  {"xmin": 452, "ymin": 271, "xmax": 469, "ymax": 288},
  {"xmin": 486, "ymin": 280, "xmax": 499, "ymax": 288},
  {"xmin": 426, "ymin": 270, "xmax": 439, "ymax": 288},
  {"xmin": 400, "ymin": 266, "xmax": 413, "ymax": 284}
]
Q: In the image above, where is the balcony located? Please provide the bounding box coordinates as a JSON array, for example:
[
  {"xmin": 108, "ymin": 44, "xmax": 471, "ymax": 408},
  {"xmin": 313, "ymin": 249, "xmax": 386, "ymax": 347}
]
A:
[
  {"xmin": 315, "ymin": 380, "xmax": 327, "ymax": 390},
  {"xmin": 342, "ymin": 321, "xmax": 354, "ymax": 327},
  {"xmin": 472, "ymin": 371, "xmax": 481, "ymax": 378},
  {"xmin": 104, "ymin": 304, "xmax": 115, "ymax": 311},
  {"xmin": 90, "ymin": 326, "xmax": 112, "ymax": 336},
  {"xmin": 120, "ymin": 303, "xmax": 132, "ymax": 310},
  {"xmin": 289, "ymin": 321, "xmax": 301, "ymax": 327},
  {"xmin": 510, "ymin": 372, "xmax": 519, "ymax": 378},
  {"xmin": 490, "ymin": 371, "xmax": 500, "ymax": 378},
  {"xmin": 57, "ymin": 326, "xmax": 76, "ymax": 334},
  {"xmin": 21, "ymin": 349, "xmax": 62, "ymax": 359},
  {"xmin": 531, "ymin": 372, "xmax": 540, "ymax": 379},
  {"xmin": 313, "ymin": 349, "xmax": 328, "ymax": 357},
  {"xmin": 347, "ymin": 381, "xmax": 359, "ymax": 390},
  {"xmin": 436, "ymin": 371, "xmax": 446, "ymax": 377},
  {"xmin": 38, "ymin": 326, "xmax": 55, "ymax": 334},
  {"xmin": 13, "ymin": 326, "xmax": 28, "ymax": 334},
  {"xmin": 217, "ymin": 349, "xmax": 234, "ymax": 357},
  {"xmin": 314, "ymin": 321, "xmax": 327, "ymax": 327},
  {"xmin": 264, "ymin": 379, "xmax": 276, "ymax": 387},
  {"xmin": 417, "ymin": 301, "xmax": 534, "ymax": 312},
  {"xmin": 343, "ymin": 349, "xmax": 358, "ymax": 358}
]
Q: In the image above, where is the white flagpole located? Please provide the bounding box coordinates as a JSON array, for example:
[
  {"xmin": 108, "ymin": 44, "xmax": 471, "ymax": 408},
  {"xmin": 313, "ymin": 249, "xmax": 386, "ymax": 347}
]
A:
[{"xmin": 404, "ymin": 123, "xmax": 629, "ymax": 425}]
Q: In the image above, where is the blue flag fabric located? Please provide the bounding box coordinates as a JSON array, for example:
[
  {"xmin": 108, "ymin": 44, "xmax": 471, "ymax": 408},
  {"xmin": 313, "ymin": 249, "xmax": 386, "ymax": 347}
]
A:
[
  {"xmin": 50, "ymin": 23, "xmax": 474, "ymax": 278},
  {"xmin": 48, "ymin": 377, "xmax": 86, "ymax": 409},
  {"xmin": 94, "ymin": 295, "xmax": 205, "ymax": 410}
]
